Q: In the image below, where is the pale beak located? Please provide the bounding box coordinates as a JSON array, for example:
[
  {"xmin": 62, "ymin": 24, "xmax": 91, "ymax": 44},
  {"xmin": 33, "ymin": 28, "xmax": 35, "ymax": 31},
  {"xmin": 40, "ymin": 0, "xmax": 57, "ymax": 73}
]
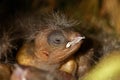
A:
[{"xmin": 66, "ymin": 36, "xmax": 85, "ymax": 48}]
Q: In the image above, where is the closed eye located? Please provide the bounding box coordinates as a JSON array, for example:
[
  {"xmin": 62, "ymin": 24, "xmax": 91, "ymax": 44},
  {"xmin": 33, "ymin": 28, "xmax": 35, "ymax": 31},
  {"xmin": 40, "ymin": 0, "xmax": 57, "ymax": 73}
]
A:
[{"xmin": 47, "ymin": 30, "xmax": 67, "ymax": 46}]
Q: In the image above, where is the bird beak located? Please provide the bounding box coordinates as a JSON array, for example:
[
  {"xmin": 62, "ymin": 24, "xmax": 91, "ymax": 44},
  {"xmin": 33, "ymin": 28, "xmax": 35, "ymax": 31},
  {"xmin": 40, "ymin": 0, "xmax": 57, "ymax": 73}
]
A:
[{"xmin": 66, "ymin": 36, "xmax": 85, "ymax": 48}]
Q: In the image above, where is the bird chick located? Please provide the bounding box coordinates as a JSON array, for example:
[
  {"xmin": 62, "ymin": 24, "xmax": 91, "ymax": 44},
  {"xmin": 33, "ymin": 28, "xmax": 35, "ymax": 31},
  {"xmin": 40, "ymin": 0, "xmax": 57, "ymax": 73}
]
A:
[
  {"xmin": 16, "ymin": 25, "xmax": 84, "ymax": 71},
  {"xmin": 0, "ymin": 12, "xmax": 87, "ymax": 79},
  {"xmin": 15, "ymin": 13, "xmax": 85, "ymax": 72}
]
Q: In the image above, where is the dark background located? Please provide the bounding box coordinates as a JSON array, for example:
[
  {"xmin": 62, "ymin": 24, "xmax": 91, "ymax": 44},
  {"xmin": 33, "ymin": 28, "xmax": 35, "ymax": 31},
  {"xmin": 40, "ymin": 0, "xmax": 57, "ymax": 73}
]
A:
[{"xmin": 0, "ymin": 0, "xmax": 120, "ymax": 35}]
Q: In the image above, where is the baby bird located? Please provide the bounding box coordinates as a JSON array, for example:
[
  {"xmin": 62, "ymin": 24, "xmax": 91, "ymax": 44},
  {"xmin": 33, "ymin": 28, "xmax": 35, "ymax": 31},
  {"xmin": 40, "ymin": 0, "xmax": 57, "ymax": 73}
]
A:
[
  {"xmin": 16, "ymin": 13, "xmax": 85, "ymax": 74},
  {"xmin": 0, "ymin": 12, "xmax": 86, "ymax": 80}
]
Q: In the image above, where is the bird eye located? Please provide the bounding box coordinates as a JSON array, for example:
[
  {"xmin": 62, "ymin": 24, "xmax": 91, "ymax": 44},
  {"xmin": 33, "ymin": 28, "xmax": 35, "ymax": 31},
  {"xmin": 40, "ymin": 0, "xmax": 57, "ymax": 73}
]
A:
[{"xmin": 47, "ymin": 30, "xmax": 66, "ymax": 46}]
